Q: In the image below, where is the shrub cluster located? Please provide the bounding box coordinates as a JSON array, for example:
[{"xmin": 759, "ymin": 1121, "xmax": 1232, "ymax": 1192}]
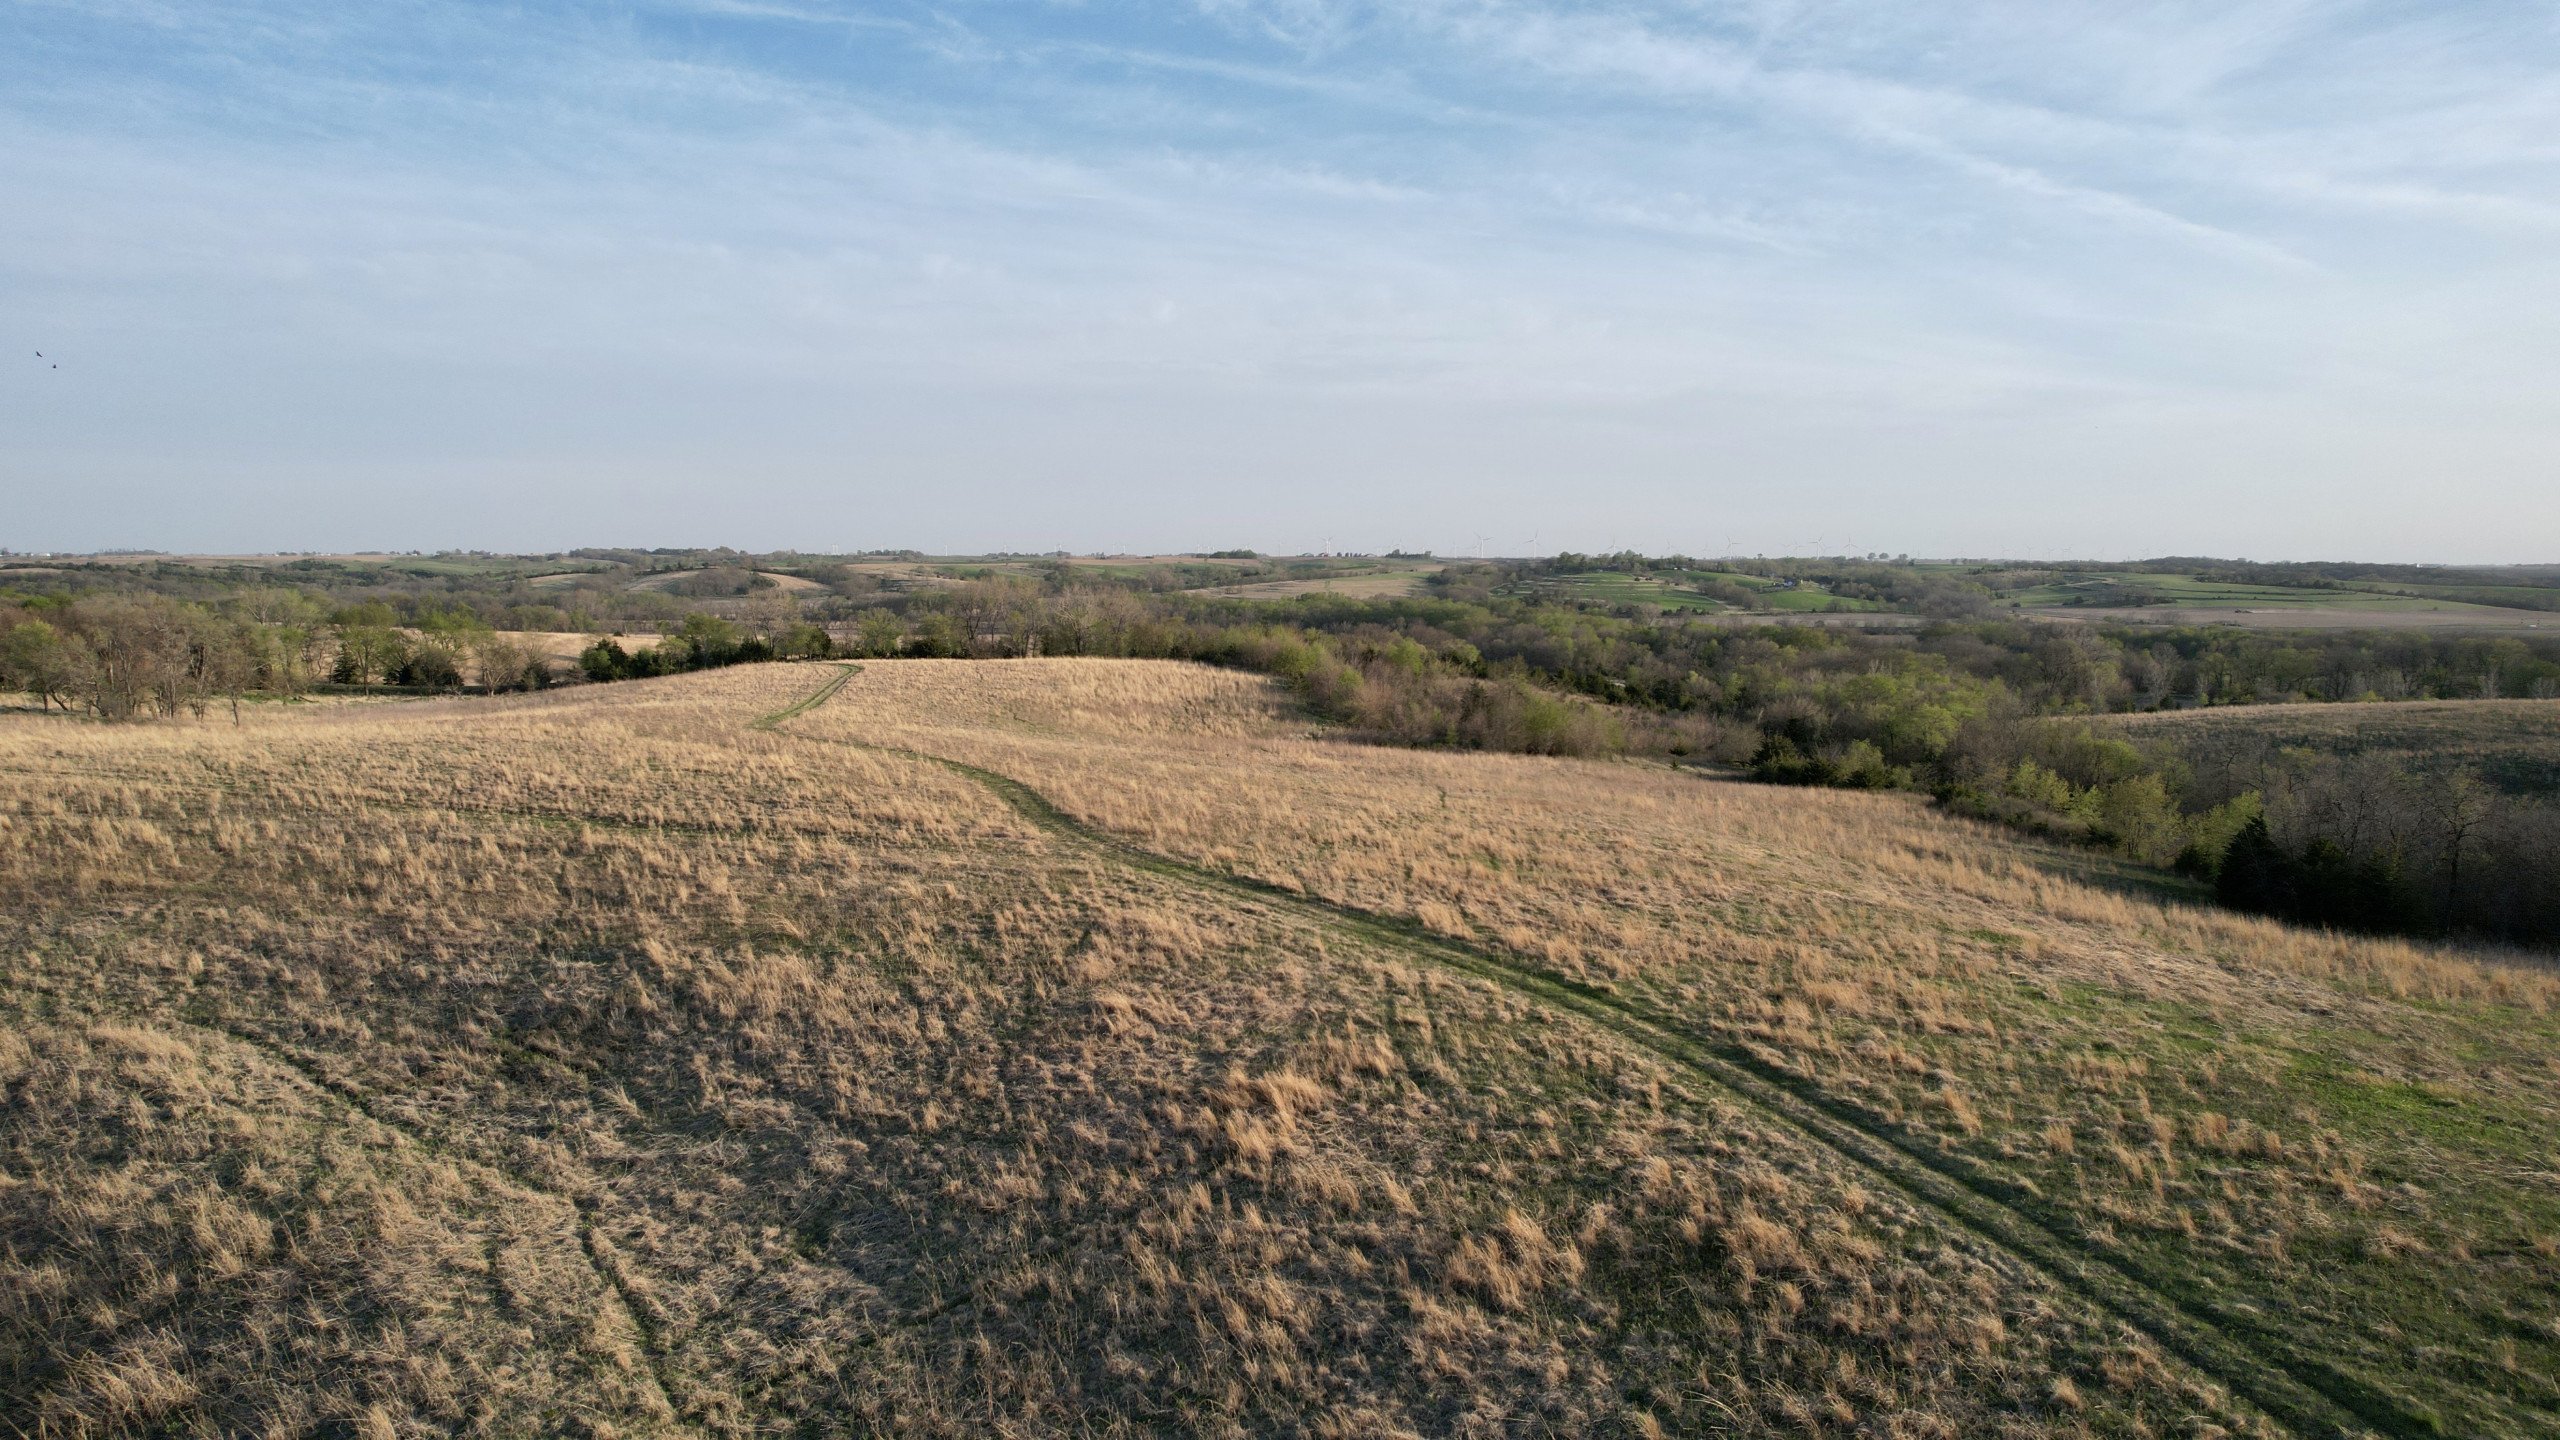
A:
[{"xmin": 579, "ymin": 614, "xmax": 834, "ymax": 681}]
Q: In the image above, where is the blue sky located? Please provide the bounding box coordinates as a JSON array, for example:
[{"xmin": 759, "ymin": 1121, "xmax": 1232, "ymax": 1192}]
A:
[{"xmin": 4, "ymin": 1, "xmax": 2557, "ymax": 558}]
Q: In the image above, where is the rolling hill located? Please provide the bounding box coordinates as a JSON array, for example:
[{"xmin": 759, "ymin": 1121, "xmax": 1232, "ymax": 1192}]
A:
[{"xmin": 5, "ymin": 662, "xmax": 2555, "ymax": 1437}]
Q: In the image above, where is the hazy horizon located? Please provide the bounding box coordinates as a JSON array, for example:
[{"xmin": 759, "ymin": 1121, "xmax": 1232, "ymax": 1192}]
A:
[
  {"xmin": 7, "ymin": 2, "xmax": 2558, "ymax": 561},
  {"xmin": 7, "ymin": 545, "xmax": 2559, "ymax": 570}
]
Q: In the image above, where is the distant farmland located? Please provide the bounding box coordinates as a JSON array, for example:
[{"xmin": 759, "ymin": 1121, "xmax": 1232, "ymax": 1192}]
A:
[{"xmin": 1524, "ymin": 567, "xmax": 1882, "ymax": 614}]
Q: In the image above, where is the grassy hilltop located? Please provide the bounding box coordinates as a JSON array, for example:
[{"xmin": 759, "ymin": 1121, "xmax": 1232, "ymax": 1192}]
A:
[{"xmin": 4, "ymin": 661, "xmax": 2557, "ymax": 1437}]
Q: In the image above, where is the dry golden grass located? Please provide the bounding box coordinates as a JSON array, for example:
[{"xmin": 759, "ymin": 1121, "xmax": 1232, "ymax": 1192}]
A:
[
  {"xmin": 4, "ymin": 659, "xmax": 2551, "ymax": 1436},
  {"xmin": 624, "ymin": 571, "xmax": 825, "ymax": 594},
  {"xmin": 817, "ymin": 660, "xmax": 2553, "ymax": 1000},
  {"xmin": 506, "ymin": 628, "xmax": 662, "ymax": 665},
  {"xmin": 1, "ymin": 1022, "xmax": 680, "ymax": 1438},
  {"xmin": 1206, "ymin": 568, "xmax": 1441, "ymax": 599},
  {"xmin": 809, "ymin": 658, "xmax": 2560, "ymax": 1436}
]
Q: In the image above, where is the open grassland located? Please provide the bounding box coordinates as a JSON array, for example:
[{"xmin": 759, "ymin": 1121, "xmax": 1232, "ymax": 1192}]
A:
[
  {"xmin": 813, "ymin": 659, "xmax": 2560, "ymax": 1438},
  {"xmin": 1518, "ymin": 574, "xmax": 1733, "ymax": 613},
  {"xmin": 2049, "ymin": 607, "xmax": 2553, "ymax": 632},
  {"xmin": 1523, "ymin": 571, "xmax": 1879, "ymax": 614},
  {"xmin": 2095, "ymin": 699, "xmax": 2560, "ymax": 797},
  {"xmin": 2372, "ymin": 584, "xmax": 2560, "ymax": 612},
  {"xmin": 1692, "ymin": 572, "xmax": 1881, "ymax": 613},
  {"xmin": 2005, "ymin": 574, "xmax": 2505, "ymax": 613},
  {"xmin": 503, "ymin": 628, "xmax": 663, "ymax": 668},
  {"xmin": 0, "ymin": 668, "xmax": 2230, "ymax": 1440},
  {"xmin": 2002, "ymin": 573, "xmax": 2550, "ymax": 629},
  {"xmin": 622, "ymin": 571, "xmax": 827, "ymax": 594},
  {"xmin": 4, "ymin": 663, "xmax": 2555, "ymax": 1438},
  {"xmin": 1205, "ymin": 568, "xmax": 1442, "ymax": 600}
]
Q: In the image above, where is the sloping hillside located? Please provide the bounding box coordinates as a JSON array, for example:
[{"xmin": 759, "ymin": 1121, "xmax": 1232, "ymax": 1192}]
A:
[
  {"xmin": 2095, "ymin": 698, "xmax": 2560, "ymax": 796},
  {"xmin": 5, "ymin": 662, "xmax": 2554, "ymax": 1437}
]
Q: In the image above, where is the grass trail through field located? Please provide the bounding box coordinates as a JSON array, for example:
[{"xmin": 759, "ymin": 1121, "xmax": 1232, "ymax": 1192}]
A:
[
  {"xmin": 173, "ymin": 1014, "xmax": 700, "ymax": 1435},
  {"xmin": 769, "ymin": 662, "xmax": 2401, "ymax": 1439}
]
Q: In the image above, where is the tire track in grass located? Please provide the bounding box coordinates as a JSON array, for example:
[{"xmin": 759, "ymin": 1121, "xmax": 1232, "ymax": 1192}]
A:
[
  {"xmin": 174, "ymin": 1017, "xmax": 702, "ymax": 1437},
  {"xmin": 770, "ymin": 663, "xmax": 2397, "ymax": 1439},
  {"xmin": 752, "ymin": 663, "xmax": 857, "ymax": 729},
  {"xmin": 154, "ymin": 663, "xmax": 894, "ymax": 1424}
]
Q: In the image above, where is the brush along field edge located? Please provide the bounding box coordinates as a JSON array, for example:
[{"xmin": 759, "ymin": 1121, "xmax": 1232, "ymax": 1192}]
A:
[{"xmin": 766, "ymin": 664, "xmax": 2385, "ymax": 1440}]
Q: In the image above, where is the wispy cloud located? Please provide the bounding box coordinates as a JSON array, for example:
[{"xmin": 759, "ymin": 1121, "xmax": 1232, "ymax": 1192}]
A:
[{"xmin": 3, "ymin": 0, "xmax": 2557, "ymax": 557}]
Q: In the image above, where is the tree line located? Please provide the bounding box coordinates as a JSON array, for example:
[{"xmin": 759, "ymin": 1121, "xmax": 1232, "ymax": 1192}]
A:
[
  {"xmin": 1, "ymin": 593, "xmax": 560, "ymax": 716},
  {"xmin": 0, "ymin": 594, "xmax": 319, "ymax": 722},
  {"xmin": 13, "ymin": 562, "xmax": 2559, "ymax": 947},
  {"xmin": 577, "ymin": 613, "xmax": 834, "ymax": 680},
  {"xmin": 833, "ymin": 576, "xmax": 2560, "ymax": 947}
]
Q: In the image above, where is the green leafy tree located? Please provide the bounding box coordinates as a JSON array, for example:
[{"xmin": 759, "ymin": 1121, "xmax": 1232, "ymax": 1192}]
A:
[
  {"xmin": 856, "ymin": 611, "xmax": 905, "ymax": 658},
  {"xmin": 677, "ymin": 613, "xmax": 747, "ymax": 662},
  {"xmin": 778, "ymin": 621, "xmax": 834, "ymax": 660},
  {"xmin": 907, "ymin": 612, "xmax": 969, "ymax": 658},
  {"xmin": 2093, "ymin": 773, "xmax": 2186, "ymax": 865},
  {"xmin": 334, "ymin": 626, "xmax": 410, "ymax": 686},
  {"xmin": 580, "ymin": 639, "xmax": 639, "ymax": 682},
  {"xmin": 396, "ymin": 642, "xmax": 464, "ymax": 691},
  {"xmin": 1, "ymin": 619, "xmax": 75, "ymax": 711},
  {"xmin": 2005, "ymin": 760, "xmax": 2078, "ymax": 814}
]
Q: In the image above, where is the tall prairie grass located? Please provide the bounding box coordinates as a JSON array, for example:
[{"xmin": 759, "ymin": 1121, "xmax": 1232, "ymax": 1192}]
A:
[
  {"xmin": 3, "ymin": 661, "xmax": 2550, "ymax": 1435},
  {"xmin": 810, "ymin": 658, "xmax": 2560, "ymax": 1436}
]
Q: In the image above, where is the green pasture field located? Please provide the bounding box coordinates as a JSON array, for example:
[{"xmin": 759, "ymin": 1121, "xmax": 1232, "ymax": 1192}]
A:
[
  {"xmin": 2351, "ymin": 583, "xmax": 2560, "ymax": 613},
  {"xmin": 1696, "ymin": 570, "xmax": 1883, "ymax": 612},
  {"xmin": 1527, "ymin": 572, "xmax": 1734, "ymax": 612}
]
